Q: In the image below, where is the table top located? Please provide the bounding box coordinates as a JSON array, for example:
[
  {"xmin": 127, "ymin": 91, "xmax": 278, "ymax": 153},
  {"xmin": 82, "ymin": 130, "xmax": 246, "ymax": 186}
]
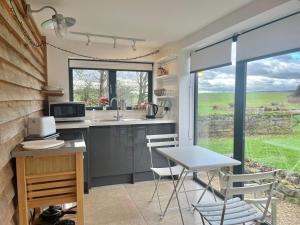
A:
[
  {"xmin": 11, "ymin": 139, "xmax": 86, "ymax": 157},
  {"xmin": 156, "ymin": 146, "xmax": 241, "ymax": 170}
]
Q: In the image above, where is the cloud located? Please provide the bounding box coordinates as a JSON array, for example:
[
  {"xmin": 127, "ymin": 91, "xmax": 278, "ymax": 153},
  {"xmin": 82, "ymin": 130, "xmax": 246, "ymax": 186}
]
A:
[{"xmin": 197, "ymin": 51, "xmax": 300, "ymax": 92}]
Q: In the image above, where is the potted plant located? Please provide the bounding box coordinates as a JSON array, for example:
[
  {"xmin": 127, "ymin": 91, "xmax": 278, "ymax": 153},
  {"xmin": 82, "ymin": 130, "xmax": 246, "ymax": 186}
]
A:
[{"xmin": 99, "ymin": 97, "xmax": 109, "ymax": 111}]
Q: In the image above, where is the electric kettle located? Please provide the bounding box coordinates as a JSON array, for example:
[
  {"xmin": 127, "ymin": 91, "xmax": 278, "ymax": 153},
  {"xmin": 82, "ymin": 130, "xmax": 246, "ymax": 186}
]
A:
[{"xmin": 146, "ymin": 103, "xmax": 158, "ymax": 119}]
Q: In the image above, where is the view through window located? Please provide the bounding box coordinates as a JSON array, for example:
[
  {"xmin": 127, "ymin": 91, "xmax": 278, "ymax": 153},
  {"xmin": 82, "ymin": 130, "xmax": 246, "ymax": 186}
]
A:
[
  {"xmin": 245, "ymin": 52, "xmax": 300, "ymax": 174},
  {"xmin": 117, "ymin": 71, "xmax": 149, "ymax": 109},
  {"xmin": 71, "ymin": 69, "xmax": 151, "ymax": 109},
  {"xmin": 73, "ymin": 69, "xmax": 109, "ymax": 107},
  {"xmin": 195, "ymin": 64, "xmax": 235, "ymax": 156}
]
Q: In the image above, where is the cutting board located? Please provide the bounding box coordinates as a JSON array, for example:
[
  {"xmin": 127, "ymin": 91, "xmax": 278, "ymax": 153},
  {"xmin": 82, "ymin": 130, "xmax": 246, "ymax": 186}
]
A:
[{"xmin": 21, "ymin": 140, "xmax": 65, "ymax": 150}]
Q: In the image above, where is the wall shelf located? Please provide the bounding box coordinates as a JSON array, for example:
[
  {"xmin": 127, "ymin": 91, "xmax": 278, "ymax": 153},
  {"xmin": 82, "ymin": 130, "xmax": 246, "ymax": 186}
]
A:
[
  {"xmin": 156, "ymin": 55, "xmax": 178, "ymax": 65},
  {"xmin": 41, "ymin": 90, "xmax": 64, "ymax": 96},
  {"xmin": 155, "ymin": 74, "xmax": 177, "ymax": 80},
  {"xmin": 156, "ymin": 96, "xmax": 175, "ymax": 99}
]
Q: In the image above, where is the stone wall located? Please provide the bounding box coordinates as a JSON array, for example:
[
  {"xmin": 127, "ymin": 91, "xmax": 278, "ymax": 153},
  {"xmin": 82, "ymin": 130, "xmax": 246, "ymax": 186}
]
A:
[{"xmin": 197, "ymin": 113, "xmax": 292, "ymax": 138}]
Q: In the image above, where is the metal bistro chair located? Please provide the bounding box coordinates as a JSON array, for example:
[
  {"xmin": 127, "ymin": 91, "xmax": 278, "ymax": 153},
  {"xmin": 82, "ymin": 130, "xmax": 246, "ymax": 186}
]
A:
[
  {"xmin": 193, "ymin": 170, "xmax": 279, "ymax": 225},
  {"xmin": 218, "ymin": 171, "xmax": 278, "ymax": 225},
  {"xmin": 146, "ymin": 134, "xmax": 191, "ymax": 215}
]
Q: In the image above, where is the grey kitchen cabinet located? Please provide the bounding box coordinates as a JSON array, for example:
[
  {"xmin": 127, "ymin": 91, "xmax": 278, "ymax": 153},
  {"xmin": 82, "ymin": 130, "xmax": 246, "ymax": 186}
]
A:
[
  {"xmin": 133, "ymin": 124, "xmax": 175, "ymax": 173},
  {"xmin": 90, "ymin": 123, "xmax": 175, "ymax": 187},
  {"xmin": 90, "ymin": 126, "xmax": 133, "ymax": 185}
]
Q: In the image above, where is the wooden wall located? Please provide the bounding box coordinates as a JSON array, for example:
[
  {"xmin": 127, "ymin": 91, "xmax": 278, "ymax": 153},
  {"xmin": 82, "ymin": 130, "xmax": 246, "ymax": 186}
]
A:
[{"xmin": 0, "ymin": 0, "xmax": 47, "ymax": 224}]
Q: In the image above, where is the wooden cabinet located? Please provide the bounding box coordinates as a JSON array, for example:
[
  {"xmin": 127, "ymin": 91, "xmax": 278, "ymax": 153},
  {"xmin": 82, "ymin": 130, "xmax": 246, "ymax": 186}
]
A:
[
  {"xmin": 90, "ymin": 123, "xmax": 175, "ymax": 186},
  {"xmin": 12, "ymin": 141, "xmax": 85, "ymax": 225}
]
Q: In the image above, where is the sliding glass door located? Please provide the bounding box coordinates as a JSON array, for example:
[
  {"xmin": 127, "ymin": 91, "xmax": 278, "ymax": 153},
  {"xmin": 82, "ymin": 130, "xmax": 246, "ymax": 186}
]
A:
[
  {"xmin": 245, "ymin": 52, "xmax": 300, "ymax": 175},
  {"xmin": 195, "ymin": 65, "xmax": 235, "ymax": 156}
]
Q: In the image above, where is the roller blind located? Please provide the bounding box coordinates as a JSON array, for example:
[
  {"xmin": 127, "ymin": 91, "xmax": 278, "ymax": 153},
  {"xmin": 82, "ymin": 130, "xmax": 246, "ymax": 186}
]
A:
[
  {"xmin": 190, "ymin": 39, "xmax": 232, "ymax": 72},
  {"xmin": 69, "ymin": 59, "xmax": 153, "ymax": 71},
  {"xmin": 237, "ymin": 13, "xmax": 300, "ymax": 61}
]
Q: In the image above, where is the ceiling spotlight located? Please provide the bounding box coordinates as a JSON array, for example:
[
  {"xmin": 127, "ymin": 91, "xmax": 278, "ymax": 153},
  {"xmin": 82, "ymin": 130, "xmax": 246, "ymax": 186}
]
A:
[
  {"xmin": 132, "ymin": 40, "xmax": 136, "ymax": 51},
  {"xmin": 113, "ymin": 38, "xmax": 117, "ymax": 48},
  {"xmin": 26, "ymin": 4, "xmax": 76, "ymax": 38},
  {"xmin": 86, "ymin": 35, "xmax": 91, "ymax": 46}
]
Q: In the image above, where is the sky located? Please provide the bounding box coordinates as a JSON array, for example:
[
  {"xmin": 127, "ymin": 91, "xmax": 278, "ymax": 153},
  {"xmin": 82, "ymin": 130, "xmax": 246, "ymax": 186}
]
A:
[{"xmin": 198, "ymin": 51, "xmax": 300, "ymax": 93}]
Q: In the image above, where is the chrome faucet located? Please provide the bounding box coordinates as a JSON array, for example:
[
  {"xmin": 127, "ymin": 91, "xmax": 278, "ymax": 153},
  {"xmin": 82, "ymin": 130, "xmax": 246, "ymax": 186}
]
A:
[{"xmin": 110, "ymin": 97, "xmax": 122, "ymax": 121}]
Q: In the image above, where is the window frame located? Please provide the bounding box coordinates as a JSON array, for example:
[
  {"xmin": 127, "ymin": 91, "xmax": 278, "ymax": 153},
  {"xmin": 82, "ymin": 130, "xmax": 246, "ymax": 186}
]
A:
[{"xmin": 69, "ymin": 67, "xmax": 153, "ymax": 110}]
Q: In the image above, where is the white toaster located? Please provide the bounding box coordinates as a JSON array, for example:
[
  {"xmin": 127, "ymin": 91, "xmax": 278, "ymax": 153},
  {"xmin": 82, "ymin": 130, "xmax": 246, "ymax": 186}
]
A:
[{"xmin": 27, "ymin": 116, "xmax": 56, "ymax": 137}]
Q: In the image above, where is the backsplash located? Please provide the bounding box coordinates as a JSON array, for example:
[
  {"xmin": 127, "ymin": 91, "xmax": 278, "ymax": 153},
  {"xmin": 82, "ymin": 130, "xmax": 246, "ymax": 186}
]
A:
[{"xmin": 85, "ymin": 109, "xmax": 174, "ymax": 121}]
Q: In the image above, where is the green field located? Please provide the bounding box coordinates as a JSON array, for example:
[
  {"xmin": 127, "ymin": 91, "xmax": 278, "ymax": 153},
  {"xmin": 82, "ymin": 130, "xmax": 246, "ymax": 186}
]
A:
[
  {"xmin": 198, "ymin": 91, "xmax": 296, "ymax": 115},
  {"xmin": 197, "ymin": 91, "xmax": 300, "ymax": 174}
]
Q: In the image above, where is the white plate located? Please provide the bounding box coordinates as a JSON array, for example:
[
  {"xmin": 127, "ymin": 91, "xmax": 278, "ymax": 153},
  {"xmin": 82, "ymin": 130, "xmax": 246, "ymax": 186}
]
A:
[{"xmin": 21, "ymin": 140, "xmax": 65, "ymax": 150}]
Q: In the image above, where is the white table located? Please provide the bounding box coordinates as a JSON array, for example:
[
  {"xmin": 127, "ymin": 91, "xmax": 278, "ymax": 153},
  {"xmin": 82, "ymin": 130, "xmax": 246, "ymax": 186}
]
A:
[{"xmin": 156, "ymin": 146, "xmax": 241, "ymax": 225}]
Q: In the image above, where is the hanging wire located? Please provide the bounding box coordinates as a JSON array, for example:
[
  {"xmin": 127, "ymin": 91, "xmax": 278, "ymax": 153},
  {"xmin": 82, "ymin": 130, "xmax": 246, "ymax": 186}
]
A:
[{"xmin": 8, "ymin": 0, "xmax": 159, "ymax": 61}]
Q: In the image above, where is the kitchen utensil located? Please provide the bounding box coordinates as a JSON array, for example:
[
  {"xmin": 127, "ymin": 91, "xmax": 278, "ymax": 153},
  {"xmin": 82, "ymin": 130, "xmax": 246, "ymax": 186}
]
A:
[
  {"xmin": 40, "ymin": 205, "xmax": 76, "ymax": 225},
  {"xmin": 27, "ymin": 116, "xmax": 56, "ymax": 137},
  {"xmin": 146, "ymin": 103, "xmax": 158, "ymax": 119}
]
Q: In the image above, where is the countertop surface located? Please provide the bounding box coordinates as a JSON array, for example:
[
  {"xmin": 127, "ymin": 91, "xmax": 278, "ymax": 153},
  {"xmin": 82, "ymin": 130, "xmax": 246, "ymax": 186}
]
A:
[
  {"xmin": 11, "ymin": 139, "xmax": 86, "ymax": 157},
  {"xmin": 56, "ymin": 118, "xmax": 176, "ymax": 129}
]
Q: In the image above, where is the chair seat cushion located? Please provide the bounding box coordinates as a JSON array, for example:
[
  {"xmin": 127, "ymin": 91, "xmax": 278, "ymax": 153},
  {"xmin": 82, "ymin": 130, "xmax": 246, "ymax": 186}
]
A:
[
  {"xmin": 193, "ymin": 197, "xmax": 263, "ymax": 225},
  {"xmin": 151, "ymin": 165, "xmax": 183, "ymax": 176}
]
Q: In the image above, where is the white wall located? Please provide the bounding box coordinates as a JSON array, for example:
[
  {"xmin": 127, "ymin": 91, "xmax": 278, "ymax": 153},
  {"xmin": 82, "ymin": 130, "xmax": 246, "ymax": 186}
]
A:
[
  {"xmin": 158, "ymin": 0, "xmax": 299, "ymax": 146},
  {"xmin": 46, "ymin": 36, "xmax": 157, "ymax": 102}
]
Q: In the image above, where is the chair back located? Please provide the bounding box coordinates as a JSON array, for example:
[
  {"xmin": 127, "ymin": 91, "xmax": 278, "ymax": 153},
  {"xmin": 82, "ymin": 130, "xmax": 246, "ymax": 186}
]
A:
[
  {"xmin": 146, "ymin": 134, "xmax": 178, "ymax": 168},
  {"xmin": 222, "ymin": 170, "xmax": 279, "ymax": 223}
]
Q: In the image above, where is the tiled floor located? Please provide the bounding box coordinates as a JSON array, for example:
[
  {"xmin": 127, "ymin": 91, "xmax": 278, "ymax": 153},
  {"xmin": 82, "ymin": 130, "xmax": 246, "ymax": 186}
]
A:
[{"xmin": 84, "ymin": 177, "xmax": 218, "ymax": 225}]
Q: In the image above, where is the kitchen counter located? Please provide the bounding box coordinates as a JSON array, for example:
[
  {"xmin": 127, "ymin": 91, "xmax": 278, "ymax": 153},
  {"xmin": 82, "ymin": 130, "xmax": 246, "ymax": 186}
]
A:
[
  {"xmin": 11, "ymin": 139, "xmax": 86, "ymax": 157},
  {"xmin": 56, "ymin": 118, "xmax": 176, "ymax": 129}
]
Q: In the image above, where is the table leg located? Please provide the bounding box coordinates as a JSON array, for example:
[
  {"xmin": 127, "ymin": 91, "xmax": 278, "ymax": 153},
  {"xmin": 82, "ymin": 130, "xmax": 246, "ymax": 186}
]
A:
[
  {"xmin": 161, "ymin": 160, "xmax": 186, "ymax": 225},
  {"xmin": 192, "ymin": 170, "xmax": 217, "ymax": 213},
  {"xmin": 16, "ymin": 157, "xmax": 29, "ymax": 225}
]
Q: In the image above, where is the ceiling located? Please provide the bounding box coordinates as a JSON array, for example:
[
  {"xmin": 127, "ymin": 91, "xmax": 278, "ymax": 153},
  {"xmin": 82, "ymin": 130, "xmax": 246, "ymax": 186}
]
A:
[{"xmin": 27, "ymin": 0, "xmax": 253, "ymax": 47}]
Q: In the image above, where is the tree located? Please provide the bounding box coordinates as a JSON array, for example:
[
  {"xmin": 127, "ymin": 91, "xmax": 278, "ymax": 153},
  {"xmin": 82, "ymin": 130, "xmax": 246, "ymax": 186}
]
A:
[
  {"xmin": 73, "ymin": 70, "xmax": 99, "ymax": 107},
  {"xmin": 136, "ymin": 72, "xmax": 148, "ymax": 104},
  {"xmin": 99, "ymin": 70, "xmax": 108, "ymax": 98},
  {"xmin": 294, "ymin": 84, "xmax": 300, "ymax": 97}
]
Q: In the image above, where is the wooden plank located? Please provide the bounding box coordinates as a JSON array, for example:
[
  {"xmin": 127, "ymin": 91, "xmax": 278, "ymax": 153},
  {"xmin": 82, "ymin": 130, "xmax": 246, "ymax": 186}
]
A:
[
  {"xmin": 26, "ymin": 155, "xmax": 76, "ymax": 176},
  {"xmin": 0, "ymin": 81, "xmax": 44, "ymax": 101},
  {"xmin": 76, "ymin": 152, "xmax": 84, "ymax": 225},
  {"xmin": 41, "ymin": 36, "xmax": 48, "ymax": 84},
  {"xmin": 0, "ymin": 181, "xmax": 15, "ymax": 212},
  {"xmin": 28, "ymin": 186, "xmax": 76, "ymax": 198},
  {"xmin": 0, "ymin": 58, "xmax": 43, "ymax": 90},
  {"xmin": 0, "ymin": 200, "xmax": 15, "ymax": 224},
  {"xmin": 0, "ymin": 36, "xmax": 45, "ymax": 82},
  {"xmin": 0, "ymin": 162, "xmax": 14, "ymax": 194},
  {"xmin": 13, "ymin": 0, "xmax": 42, "ymax": 43},
  {"xmin": 0, "ymin": 117, "xmax": 26, "ymax": 145},
  {"xmin": 27, "ymin": 180, "xmax": 77, "ymax": 191},
  {"xmin": 0, "ymin": 131, "xmax": 23, "ymax": 171},
  {"xmin": 0, "ymin": 33, "xmax": 44, "ymax": 75},
  {"xmin": 0, "ymin": 0, "xmax": 44, "ymax": 57},
  {"xmin": 0, "ymin": 100, "xmax": 44, "ymax": 125},
  {"xmin": 26, "ymin": 171, "xmax": 76, "ymax": 184},
  {"xmin": 0, "ymin": 1, "xmax": 44, "ymax": 61},
  {"xmin": 16, "ymin": 157, "xmax": 29, "ymax": 225},
  {"xmin": 0, "ymin": 17, "xmax": 44, "ymax": 71},
  {"xmin": 28, "ymin": 194, "xmax": 77, "ymax": 208}
]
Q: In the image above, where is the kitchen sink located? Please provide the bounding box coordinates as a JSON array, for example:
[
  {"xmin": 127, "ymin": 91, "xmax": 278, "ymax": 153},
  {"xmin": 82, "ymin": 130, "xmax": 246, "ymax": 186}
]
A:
[
  {"xmin": 93, "ymin": 118, "xmax": 143, "ymax": 123},
  {"xmin": 121, "ymin": 118, "xmax": 143, "ymax": 121}
]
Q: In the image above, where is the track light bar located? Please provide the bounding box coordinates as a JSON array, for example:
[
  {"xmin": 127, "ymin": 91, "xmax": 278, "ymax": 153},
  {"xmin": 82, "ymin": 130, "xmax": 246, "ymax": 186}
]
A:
[{"xmin": 70, "ymin": 31, "xmax": 145, "ymax": 50}]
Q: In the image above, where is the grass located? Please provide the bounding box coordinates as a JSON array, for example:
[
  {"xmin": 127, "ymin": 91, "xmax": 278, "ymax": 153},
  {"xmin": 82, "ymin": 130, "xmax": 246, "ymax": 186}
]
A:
[
  {"xmin": 198, "ymin": 91, "xmax": 297, "ymax": 115},
  {"xmin": 197, "ymin": 91, "xmax": 300, "ymax": 174}
]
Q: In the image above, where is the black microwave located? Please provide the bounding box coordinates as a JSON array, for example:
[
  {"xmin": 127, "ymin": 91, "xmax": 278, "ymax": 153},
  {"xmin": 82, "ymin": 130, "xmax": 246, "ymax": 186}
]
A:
[{"xmin": 49, "ymin": 102, "xmax": 85, "ymax": 121}]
